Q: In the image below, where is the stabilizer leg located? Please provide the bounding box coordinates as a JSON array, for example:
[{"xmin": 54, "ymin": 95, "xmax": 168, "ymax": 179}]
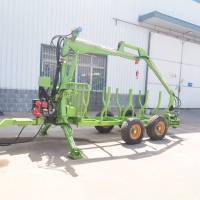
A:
[
  {"xmin": 39, "ymin": 124, "xmax": 51, "ymax": 136},
  {"xmin": 62, "ymin": 125, "xmax": 82, "ymax": 159}
]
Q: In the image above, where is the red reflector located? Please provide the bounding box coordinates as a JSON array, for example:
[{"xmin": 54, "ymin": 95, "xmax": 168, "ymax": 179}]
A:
[{"xmin": 135, "ymin": 60, "xmax": 139, "ymax": 64}]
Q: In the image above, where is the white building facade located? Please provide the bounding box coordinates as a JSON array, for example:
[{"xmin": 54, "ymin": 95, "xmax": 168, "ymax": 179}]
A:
[{"xmin": 0, "ymin": 0, "xmax": 200, "ymax": 112}]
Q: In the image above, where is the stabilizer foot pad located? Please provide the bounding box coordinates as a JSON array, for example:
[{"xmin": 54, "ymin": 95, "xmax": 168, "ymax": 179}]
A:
[
  {"xmin": 39, "ymin": 131, "xmax": 48, "ymax": 136},
  {"xmin": 68, "ymin": 148, "xmax": 82, "ymax": 159}
]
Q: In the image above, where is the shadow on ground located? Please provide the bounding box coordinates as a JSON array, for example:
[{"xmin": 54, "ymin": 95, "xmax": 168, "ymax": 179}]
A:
[
  {"xmin": 1, "ymin": 108, "xmax": 199, "ymax": 177},
  {"xmin": 0, "ymin": 127, "xmax": 185, "ymax": 177}
]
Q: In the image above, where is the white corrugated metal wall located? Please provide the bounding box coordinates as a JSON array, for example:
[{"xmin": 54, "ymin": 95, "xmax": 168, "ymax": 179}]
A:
[{"xmin": 0, "ymin": 0, "xmax": 199, "ymax": 95}]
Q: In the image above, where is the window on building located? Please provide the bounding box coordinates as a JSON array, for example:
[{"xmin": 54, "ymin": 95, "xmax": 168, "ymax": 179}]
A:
[{"xmin": 41, "ymin": 44, "xmax": 107, "ymax": 91}]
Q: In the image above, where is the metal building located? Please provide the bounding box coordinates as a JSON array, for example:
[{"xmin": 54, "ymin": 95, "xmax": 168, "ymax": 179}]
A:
[{"xmin": 0, "ymin": 0, "xmax": 200, "ymax": 112}]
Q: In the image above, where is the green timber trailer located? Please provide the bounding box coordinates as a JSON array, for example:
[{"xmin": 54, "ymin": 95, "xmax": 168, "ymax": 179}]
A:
[{"xmin": 0, "ymin": 27, "xmax": 180, "ymax": 159}]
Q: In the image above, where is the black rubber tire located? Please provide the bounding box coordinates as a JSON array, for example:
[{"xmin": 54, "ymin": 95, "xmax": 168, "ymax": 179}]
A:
[
  {"xmin": 122, "ymin": 109, "xmax": 136, "ymax": 117},
  {"xmin": 121, "ymin": 118, "xmax": 145, "ymax": 144},
  {"xmin": 146, "ymin": 115, "xmax": 168, "ymax": 140},
  {"xmin": 95, "ymin": 111, "xmax": 114, "ymax": 133},
  {"xmin": 119, "ymin": 110, "xmax": 136, "ymax": 128}
]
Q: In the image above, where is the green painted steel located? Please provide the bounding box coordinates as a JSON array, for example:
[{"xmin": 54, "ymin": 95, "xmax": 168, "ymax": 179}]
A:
[
  {"xmin": 116, "ymin": 88, "xmax": 121, "ymax": 117},
  {"xmin": 39, "ymin": 124, "xmax": 51, "ymax": 136},
  {"xmin": 100, "ymin": 87, "xmax": 111, "ymax": 122},
  {"xmin": 0, "ymin": 118, "xmax": 44, "ymax": 127},
  {"xmin": 138, "ymin": 90, "xmax": 144, "ymax": 117},
  {"xmin": 102, "ymin": 87, "xmax": 107, "ymax": 117},
  {"xmin": 122, "ymin": 89, "xmax": 133, "ymax": 119},
  {"xmin": 151, "ymin": 91, "xmax": 162, "ymax": 116},
  {"xmin": 137, "ymin": 90, "xmax": 149, "ymax": 118},
  {"xmin": 0, "ymin": 27, "xmax": 180, "ymax": 159},
  {"xmin": 130, "ymin": 104, "xmax": 135, "ymax": 117},
  {"xmin": 38, "ymin": 76, "xmax": 51, "ymax": 88},
  {"xmin": 162, "ymin": 93, "xmax": 174, "ymax": 117}
]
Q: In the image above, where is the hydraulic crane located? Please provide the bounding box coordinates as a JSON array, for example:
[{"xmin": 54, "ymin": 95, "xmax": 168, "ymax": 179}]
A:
[{"xmin": 0, "ymin": 27, "xmax": 180, "ymax": 159}]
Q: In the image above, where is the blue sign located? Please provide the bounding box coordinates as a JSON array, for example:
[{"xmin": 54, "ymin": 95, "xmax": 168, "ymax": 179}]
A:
[{"xmin": 188, "ymin": 82, "xmax": 193, "ymax": 87}]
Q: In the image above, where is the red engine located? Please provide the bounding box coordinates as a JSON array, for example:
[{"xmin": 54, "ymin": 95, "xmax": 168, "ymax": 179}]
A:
[{"xmin": 32, "ymin": 99, "xmax": 48, "ymax": 118}]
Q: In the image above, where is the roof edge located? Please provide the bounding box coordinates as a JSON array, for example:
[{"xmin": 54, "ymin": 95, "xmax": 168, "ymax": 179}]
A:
[{"xmin": 139, "ymin": 11, "xmax": 200, "ymax": 32}]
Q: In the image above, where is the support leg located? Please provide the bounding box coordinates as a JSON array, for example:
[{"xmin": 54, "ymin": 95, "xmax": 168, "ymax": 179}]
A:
[
  {"xmin": 62, "ymin": 125, "xmax": 82, "ymax": 159},
  {"xmin": 39, "ymin": 124, "xmax": 51, "ymax": 136}
]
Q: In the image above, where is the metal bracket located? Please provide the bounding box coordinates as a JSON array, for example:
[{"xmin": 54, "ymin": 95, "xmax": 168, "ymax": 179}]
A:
[{"xmin": 115, "ymin": 19, "xmax": 118, "ymax": 26}]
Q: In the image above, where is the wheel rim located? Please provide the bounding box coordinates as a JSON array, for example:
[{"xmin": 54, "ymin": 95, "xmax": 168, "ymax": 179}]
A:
[
  {"xmin": 103, "ymin": 126, "xmax": 110, "ymax": 128},
  {"xmin": 155, "ymin": 122, "xmax": 165, "ymax": 135},
  {"xmin": 130, "ymin": 125, "xmax": 141, "ymax": 139}
]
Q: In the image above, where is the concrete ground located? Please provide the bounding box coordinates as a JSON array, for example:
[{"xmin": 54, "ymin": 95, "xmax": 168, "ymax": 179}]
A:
[{"xmin": 0, "ymin": 109, "xmax": 200, "ymax": 200}]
